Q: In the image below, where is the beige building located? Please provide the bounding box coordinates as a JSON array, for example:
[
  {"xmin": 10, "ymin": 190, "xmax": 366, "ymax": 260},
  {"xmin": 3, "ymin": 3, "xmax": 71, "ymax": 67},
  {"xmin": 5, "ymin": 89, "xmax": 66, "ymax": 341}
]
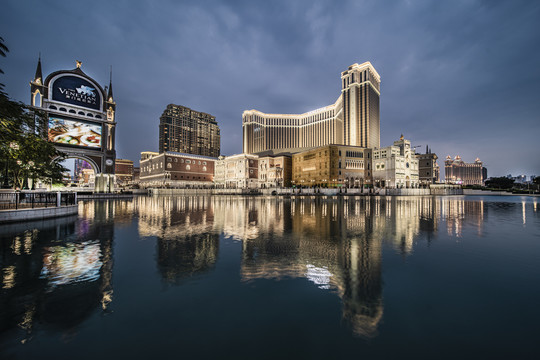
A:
[
  {"xmin": 372, "ymin": 136, "xmax": 419, "ymax": 188},
  {"xmin": 243, "ymin": 62, "xmax": 380, "ymax": 154},
  {"xmin": 445, "ymin": 156, "xmax": 483, "ymax": 185},
  {"xmin": 139, "ymin": 151, "xmax": 217, "ymax": 187},
  {"xmin": 214, "ymin": 154, "xmax": 259, "ymax": 189},
  {"xmin": 258, "ymin": 155, "xmax": 292, "ymax": 188},
  {"xmin": 292, "ymin": 145, "xmax": 372, "ymax": 188}
]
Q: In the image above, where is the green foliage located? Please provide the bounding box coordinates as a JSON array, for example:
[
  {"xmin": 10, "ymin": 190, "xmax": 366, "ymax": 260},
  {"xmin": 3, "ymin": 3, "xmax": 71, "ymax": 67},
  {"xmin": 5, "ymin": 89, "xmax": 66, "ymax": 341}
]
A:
[
  {"xmin": 484, "ymin": 177, "xmax": 515, "ymax": 190},
  {"xmin": 1, "ymin": 42, "xmax": 68, "ymax": 189},
  {"xmin": 534, "ymin": 177, "xmax": 540, "ymax": 186}
]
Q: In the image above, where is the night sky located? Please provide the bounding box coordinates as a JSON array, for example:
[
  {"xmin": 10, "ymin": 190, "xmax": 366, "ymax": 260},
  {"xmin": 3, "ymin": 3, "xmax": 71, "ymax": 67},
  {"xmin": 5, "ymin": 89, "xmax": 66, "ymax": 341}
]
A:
[{"xmin": 1, "ymin": 0, "xmax": 539, "ymax": 177}]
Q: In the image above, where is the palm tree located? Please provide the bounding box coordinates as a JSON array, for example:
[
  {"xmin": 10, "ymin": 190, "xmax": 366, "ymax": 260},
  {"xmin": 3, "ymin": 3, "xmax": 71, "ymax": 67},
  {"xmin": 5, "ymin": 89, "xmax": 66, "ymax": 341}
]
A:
[
  {"xmin": 0, "ymin": 36, "xmax": 9, "ymax": 92},
  {"xmin": 0, "ymin": 36, "xmax": 9, "ymax": 62}
]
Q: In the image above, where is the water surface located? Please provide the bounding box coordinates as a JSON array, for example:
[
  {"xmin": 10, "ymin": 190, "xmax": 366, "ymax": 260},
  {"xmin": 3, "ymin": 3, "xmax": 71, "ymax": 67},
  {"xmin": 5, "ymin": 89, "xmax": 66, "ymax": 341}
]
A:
[{"xmin": 1, "ymin": 195, "xmax": 539, "ymax": 359}]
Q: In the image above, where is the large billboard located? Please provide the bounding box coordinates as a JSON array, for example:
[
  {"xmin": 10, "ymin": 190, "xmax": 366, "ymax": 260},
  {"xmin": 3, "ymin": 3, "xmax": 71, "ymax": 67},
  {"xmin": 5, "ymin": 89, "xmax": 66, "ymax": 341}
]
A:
[
  {"xmin": 48, "ymin": 116, "xmax": 102, "ymax": 148},
  {"xmin": 51, "ymin": 75, "xmax": 101, "ymax": 110}
]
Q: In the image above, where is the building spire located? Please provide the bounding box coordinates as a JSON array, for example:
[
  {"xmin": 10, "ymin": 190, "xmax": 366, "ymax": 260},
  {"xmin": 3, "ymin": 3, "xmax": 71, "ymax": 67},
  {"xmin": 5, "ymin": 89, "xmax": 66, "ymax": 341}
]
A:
[
  {"xmin": 107, "ymin": 65, "xmax": 113, "ymax": 101},
  {"xmin": 34, "ymin": 53, "xmax": 43, "ymax": 84}
]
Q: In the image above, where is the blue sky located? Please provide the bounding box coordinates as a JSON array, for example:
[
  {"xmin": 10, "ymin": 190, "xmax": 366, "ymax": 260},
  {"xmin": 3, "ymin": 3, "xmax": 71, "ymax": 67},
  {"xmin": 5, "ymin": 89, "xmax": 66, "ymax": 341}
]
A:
[{"xmin": 1, "ymin": 0, "xmax": 539, "ymax": 177}]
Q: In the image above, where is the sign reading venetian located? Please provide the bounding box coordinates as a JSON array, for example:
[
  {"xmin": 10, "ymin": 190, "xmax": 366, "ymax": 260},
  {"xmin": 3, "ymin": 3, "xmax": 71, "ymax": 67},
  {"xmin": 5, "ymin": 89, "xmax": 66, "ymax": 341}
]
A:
[{"xmin": 51, "ymin": 75, "xmax": 101, "ymax": 110}]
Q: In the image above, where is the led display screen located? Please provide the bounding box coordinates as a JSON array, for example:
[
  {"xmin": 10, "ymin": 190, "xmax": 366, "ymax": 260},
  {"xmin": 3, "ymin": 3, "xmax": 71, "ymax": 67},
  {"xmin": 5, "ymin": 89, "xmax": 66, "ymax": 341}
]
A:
[
  {"xmin": 48, "ymin": 116, "xmax": 102, "ymax": 148},
  {"xmin": 51, "ymin": 75, "xmax": 101, "ymax": 110}
]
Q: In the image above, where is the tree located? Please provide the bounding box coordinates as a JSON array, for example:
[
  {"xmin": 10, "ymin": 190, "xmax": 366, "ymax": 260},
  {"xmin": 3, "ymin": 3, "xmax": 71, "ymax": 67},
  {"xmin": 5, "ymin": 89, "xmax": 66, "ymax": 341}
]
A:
[
  {"xmin": 0, "ymin": 36, "xmax": 9, "ymax": 92},
  {"xmin": 485, "ymin": 177, "xmax": 515, "ymax": 190},
  {"xmin": 1, "ymin": 37, "xmax": 68, "ymax": 189}
]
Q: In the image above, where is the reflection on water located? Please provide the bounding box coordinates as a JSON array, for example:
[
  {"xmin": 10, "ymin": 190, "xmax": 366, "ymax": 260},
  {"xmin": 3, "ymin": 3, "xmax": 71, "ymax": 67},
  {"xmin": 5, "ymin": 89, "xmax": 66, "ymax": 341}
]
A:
[
  {"xmin": 0, "ymin": 205, "xmax": 114, "ymax": 343},
  {"xmin": 129, "ymin": 195, "xmax": 494, "ymax": 337},
  {"xmin": 1, "ymin": 195, "xmax": 539, "ymax": 349}
]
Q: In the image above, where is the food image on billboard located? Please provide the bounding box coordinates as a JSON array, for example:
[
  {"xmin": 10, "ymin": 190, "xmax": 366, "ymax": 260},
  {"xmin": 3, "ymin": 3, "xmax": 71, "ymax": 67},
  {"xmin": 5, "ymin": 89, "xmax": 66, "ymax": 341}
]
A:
[{"xmin": 48, "ymin": 116, "xmax": 102, "ymax": 148}]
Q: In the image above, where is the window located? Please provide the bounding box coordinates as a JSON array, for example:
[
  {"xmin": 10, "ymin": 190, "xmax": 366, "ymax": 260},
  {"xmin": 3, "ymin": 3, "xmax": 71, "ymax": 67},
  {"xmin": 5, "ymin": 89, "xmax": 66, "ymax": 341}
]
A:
[
  {"xmin": 167, "ymin": 157, "xmax": 172, "ymax": 162},
  {"xmin": 186, "ymin": 165, "xmax": 191, "ymax": 170},
  {"xmin": 181, "ymin": 159, "xmax": 184, "ymax": 163},
  {"xmin": 167, "ymin": 163, "xmax": 172, "ymax": 169},
  {"xmin": 186, "ymin": 160, "xmax": 191, "ymax": 164}
]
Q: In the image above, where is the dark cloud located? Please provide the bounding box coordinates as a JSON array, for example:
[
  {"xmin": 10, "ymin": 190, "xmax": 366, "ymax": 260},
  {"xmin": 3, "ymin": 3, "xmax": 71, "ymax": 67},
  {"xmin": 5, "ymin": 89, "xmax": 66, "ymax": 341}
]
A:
[{"xmin": 1, "ymin": 0, "xmax": 539, "ymax": 177}]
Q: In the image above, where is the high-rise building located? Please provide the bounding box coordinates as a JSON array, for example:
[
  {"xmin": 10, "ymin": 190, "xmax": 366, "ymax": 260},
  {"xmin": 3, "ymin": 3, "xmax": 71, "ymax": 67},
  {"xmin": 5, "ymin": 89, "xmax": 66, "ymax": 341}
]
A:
[
  {"xmin": 242, "ymin": 62, "xmax": 380, "ymax": 154},
  {"xmin": 445, "ymin": 156, "xmax": 483, "ymax": 185},
  {"xmin": 159, "ymin": 104, "xmax": 220, "ymax": 157}
]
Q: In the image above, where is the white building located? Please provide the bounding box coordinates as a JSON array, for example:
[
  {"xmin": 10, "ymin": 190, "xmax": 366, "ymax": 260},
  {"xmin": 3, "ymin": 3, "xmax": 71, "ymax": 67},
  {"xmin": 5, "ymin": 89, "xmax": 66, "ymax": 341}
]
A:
[
  {"xmin": 214, "ymin": 154, "xmax": 259, "ymax": 189},
  {"xmin": 372, "ymin": 135, "xmax": 419, "ymax": 188}
]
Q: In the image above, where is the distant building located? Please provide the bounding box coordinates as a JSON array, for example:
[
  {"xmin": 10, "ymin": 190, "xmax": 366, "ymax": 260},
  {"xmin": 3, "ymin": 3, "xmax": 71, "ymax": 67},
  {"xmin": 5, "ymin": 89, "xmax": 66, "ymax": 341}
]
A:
[
  {"xmin": 372, "ymin": 135, "xmax": 419, "ymax": 188},
  {"xmin": 243, "ymin": 62, "xmax": 380, "ymax": 154},
  {"xmin": 115, "ymin": 158, "xmax": 134, "ymax": 186},
  {"xmin": 80, "ymin": 168, "xmax": 95, "ymax": 186},
  {"xmin": 482, "ymin": 167, "xmax": 488, "ymax": 182},
  {"xmin": 258, "ymin": 155, "xmax": 292, "ymax": 188},
  {"xmin": 139, "ymin": 151, "xmax": 216, "ymax": 187},
  {"xmin": 445, "ymin": 156, "xmax": 483, "ymax": 185},
  {"xmin": 74, "ymin": 159, "xmax": 93, "ymax": 182},
  {"xmin": 159, "ymin": 104, "xmax": 220, "ymax": 157},
  {"xmin": 292, "ymin": 145, "xmax": 372, "ymax": 188},
  {"xmin": 415, "ymin": 145, "xmax": 439, "ymax": 185},
  {"xmin": 133, "ymin": 167, "xmax": 140, "ymax": 184},
  {"xmin": 214, "ymin": 154, "xmax": 259, "ymax": 189}
]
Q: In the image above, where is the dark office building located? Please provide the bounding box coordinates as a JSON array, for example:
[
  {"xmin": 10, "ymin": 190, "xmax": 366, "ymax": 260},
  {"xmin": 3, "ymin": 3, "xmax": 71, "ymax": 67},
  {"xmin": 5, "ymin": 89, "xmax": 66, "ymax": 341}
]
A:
[{"xmin": 159, "ymin": 104, "xmax": 220, "ymax": 157}]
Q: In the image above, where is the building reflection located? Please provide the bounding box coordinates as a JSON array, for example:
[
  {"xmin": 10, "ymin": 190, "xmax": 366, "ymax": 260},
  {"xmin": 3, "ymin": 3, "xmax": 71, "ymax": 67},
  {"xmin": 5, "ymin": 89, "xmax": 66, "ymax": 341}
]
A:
[
  {"xmin": 130, "ymin": 195, "xmax": 488, "ymax": 337},
  {"xmin": 0, "ymin": 202, "xmax": 114, "ymax": 342},
  {"xmin": 233, "ymin": 196, "xmax": 488, "ymax": 337},
  {"xmin": 135, "ymin": 196, "xmax": 219, "ymax": 284},
  {"xmin": 1, "ymin": 194, "xmax": 491, "ymax": 343}
]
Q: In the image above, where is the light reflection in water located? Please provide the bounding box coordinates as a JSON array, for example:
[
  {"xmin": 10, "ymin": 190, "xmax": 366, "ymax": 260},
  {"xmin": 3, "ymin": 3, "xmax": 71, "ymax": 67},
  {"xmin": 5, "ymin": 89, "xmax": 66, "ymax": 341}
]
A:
[
  {"xmin": 4, "ymin": 195, "xmax": 537, "ymax": 345},
  {"xmin": 0, "ymin": 204, "xmax": 115, "ymax": 343},
  {"xmin": 40, "ymin": 241, "xmax": 103, "ymax": 289}
]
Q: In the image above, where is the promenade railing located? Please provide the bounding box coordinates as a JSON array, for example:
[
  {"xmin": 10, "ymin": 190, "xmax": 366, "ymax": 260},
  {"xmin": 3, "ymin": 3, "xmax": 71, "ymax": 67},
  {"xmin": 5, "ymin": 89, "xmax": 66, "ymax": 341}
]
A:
[{"xmin": 0, "ymin": 192, "xmax": 77, "ymax": 211}]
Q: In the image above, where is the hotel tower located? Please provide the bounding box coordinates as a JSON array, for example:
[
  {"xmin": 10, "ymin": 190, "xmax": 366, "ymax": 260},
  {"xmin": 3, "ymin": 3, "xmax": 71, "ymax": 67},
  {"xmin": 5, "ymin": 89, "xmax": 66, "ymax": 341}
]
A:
[{"xmin": 242, "ymin": 62, "xmax": 380, "ymax": 154}]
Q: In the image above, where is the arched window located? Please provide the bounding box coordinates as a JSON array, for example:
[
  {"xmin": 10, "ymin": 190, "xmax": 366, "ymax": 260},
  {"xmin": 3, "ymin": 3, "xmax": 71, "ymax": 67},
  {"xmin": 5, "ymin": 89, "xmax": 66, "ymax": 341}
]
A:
[{"xmin": 33, "ymin": 91, "xmax": 41, "ymax": 107}]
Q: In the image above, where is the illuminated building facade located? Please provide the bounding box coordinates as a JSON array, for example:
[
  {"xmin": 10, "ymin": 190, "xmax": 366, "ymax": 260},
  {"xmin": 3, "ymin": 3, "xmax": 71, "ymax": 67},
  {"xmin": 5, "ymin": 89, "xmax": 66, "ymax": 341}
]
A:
[
  {"xmin": 258, "ymin": 155, "xmax": 292, "ymax": 188},
  {"xmin": 416, "ymin": 146, "xmax": 440, "ymax": 185},
  {"xmin": 115, "ymin": 158, "xmax": 134, "ymax": 186},
  {"xmin": 291, "ymin": 145, "xmax": 372, "ymax": 188},
  {"xmin": 445, "ymin": 156, "xmax": 483, "ymax": 185},
  {"xmin": 159, "ymin": 104, "xmax": 220, "ymax": 157},
  {"xmin": 139, "ymin": 151, "xmax": 216, "ymax": 187},
  {"xmin": 372, "ymin": 135, "xmax": 419, "ymax": 188},
  {"xmin": 242, "ymin": 62, "xmax": 380, "ymax": 154},
  {"xmin": 30, "ymin": 58, "xmax": 117, "ymax": 192},
  {"xmin": 214, "ymin": 154, "xmax": 259, "ymax": 189}
]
